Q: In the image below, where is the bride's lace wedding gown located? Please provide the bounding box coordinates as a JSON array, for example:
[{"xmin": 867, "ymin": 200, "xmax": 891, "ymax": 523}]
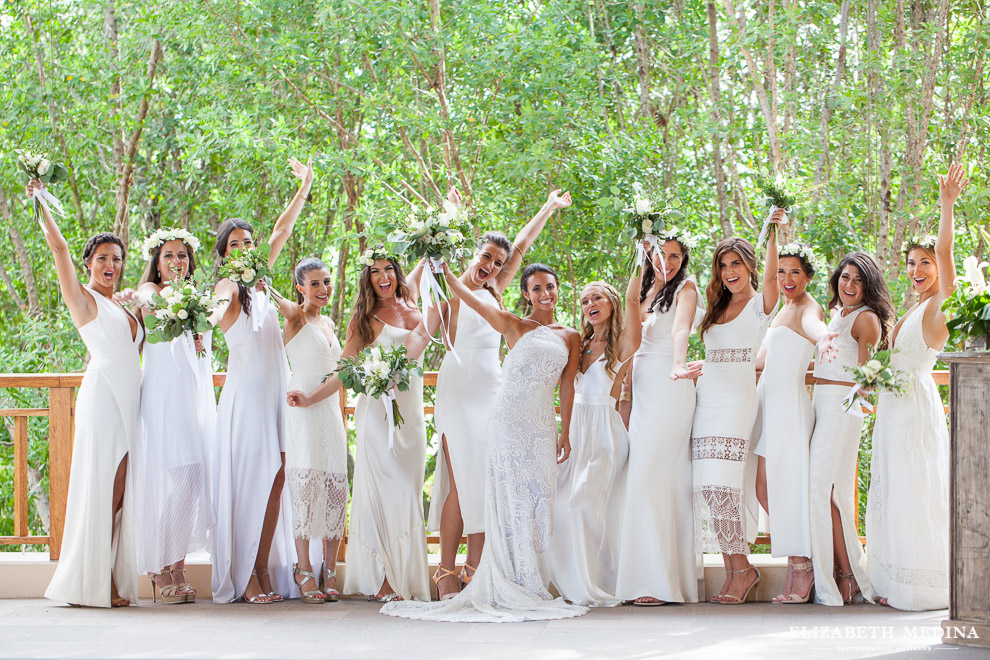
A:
[{"xmin": 382, "ymin": 325, "xmax": 588, "ymax": 622}]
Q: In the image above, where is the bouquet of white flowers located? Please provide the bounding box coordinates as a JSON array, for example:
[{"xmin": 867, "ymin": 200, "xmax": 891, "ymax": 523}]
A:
[
  {"xmin": 218, "ymin": 242, "xmax": 274, "ymax": 289},
  {"xmin": 387, "ymin": 199, "xmax": 474, "ymax": 302},
  {"xmin": 330, "ymin": 345, "xmax": 423, "ymax": 450},
  {"xmin": 841, "ymin": 347, "xmax": 907, "ymax": 416},
  {"xmin": 619, "ymin": 183, "xmax": 683, "ymax": 243},
  {"xmin": 15, "ymin": 148, "xmax": 70, "ymax": 227},
  {"xmin": 143, "ymin": 278, "xmax": 225, "ymax": 357}
]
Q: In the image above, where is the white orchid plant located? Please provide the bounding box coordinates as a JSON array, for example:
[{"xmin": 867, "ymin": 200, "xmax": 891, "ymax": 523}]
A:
[
  {"xmin": 620, "ymin": 183, "xmax": 683, "ymax": 242},
  {"xmin": 143, "ymin": 276, "xmax": 225, "ymax": 357},
  {"xmin": 944, "ymin": 229, "xmax": 990, "ymax": 351}
]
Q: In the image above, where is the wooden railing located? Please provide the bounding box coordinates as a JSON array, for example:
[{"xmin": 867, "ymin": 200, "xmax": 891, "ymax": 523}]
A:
[{"xmin": 1, "ymin": 370, "xmax": 950, "ymax": 557}]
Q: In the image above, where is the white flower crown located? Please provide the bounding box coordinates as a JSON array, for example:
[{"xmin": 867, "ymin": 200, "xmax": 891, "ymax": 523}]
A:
[
  {"xmin": 779, "ymin": 242, "xmax": 822, "ymax": 271},
  {"xmin": 901, "ymin": 234, "xmax": 937, "ymax": 254},
  {"xmin": 658, "ymin": 226, "xmax": 699, "ymax": 251},
  {"xmin": 359, "ymin": 244, "xmax": 399, "ymax": 267},
  {"xmin": 141, "ymin": 227, "xmax": 201, "ymax": 261}
]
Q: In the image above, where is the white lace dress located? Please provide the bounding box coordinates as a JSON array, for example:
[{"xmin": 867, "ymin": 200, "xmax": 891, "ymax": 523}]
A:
[
  {"xmin": 753, "ymin": 325, "xmax": 815, "ymax": 558},
  {"xmin": 866, "ymin": 298, "xmax": 949, "ymax": 611},
  {"xmin": 429, "ymin": 288, "xmax": 502, "ymax": 535},
  {"xmin": 382, "ymin": 325, "xmax": 588, "ymax": 622},
  {"xmin": 285, "ymin": 318, "xmax": 348, "ymax": 542},
  {"xmin": 133, "ymin": 330, "xmax": 214, "ymax": 575},
  {"xmin": 615, "ymin": 277, "xmax": 704, "ymax": 603},
  {"xmin": 45, "ymin": 287, "xmax": 142, "ymax": 607},
  {"xmin": 692, "ymin": 294, "xmax": 777, "ymax": 554},
  {"xmin": 345, "ymin": 321, "xmax": 429, "ymax": 601},
  {"xmin": 809, "ymin": 306, "xmax": 876, "ymax": 606},
  {"xmin": 549, "ymin": 356, "xmax": 628, "ymax": 606}
]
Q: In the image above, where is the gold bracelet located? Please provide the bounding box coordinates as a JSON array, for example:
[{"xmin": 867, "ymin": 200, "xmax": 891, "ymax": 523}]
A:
[{"xmin": 618, "ymin": 391, "xmax": 633, "ymax": 403}]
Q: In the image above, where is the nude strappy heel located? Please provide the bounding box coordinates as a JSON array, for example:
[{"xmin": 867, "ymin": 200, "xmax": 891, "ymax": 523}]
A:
[
  {"xmin": 293, "ymin": 564, "xmax": 326, "ymax": 604},
  {"xmin": 433, "ymin": 566, "xmax": 460, "ymax": 600},
  {"xmin": 719, "ymin": 566, "xmax": 761, "ymax": 605},
  {"xmin": 772, "ymin": 561, "xmax": 815, "ymax": 604},
  {"xmin": 150, "ymin": 568, "xmax": 186, "ymax": 604}
]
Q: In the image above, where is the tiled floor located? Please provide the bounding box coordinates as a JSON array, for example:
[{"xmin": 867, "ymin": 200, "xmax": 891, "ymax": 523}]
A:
[{"xmin": 1, "ymin": 597, "xmax": 985, "ymax": 659}]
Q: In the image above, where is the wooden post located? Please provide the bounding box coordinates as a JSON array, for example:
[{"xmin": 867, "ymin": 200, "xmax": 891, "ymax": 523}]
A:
[
  {"xmin": 47, "ymin": 386, "xmax": 74, "ymax": 560},
  {"xmin": 940, "ymin": 352, "xmax": 990, "ymax": 648},
  {"xmin": 14, "ymin": 416, "xmax": 28, "ymax": 537}
]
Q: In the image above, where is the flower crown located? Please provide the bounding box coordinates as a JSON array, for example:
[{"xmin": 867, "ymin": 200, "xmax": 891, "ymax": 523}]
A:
[
  {"xmin": 779, "ymin": 242, "xmax": 823, "ymax": 271},
  {"xmin": 141, "ymin": 228, "xmax": 201, "ymax": 261},
  {"xmin": 657, "ymin": 226, "xmax": 699, "ymax": 251},
  {"xmin": 359, "ymin": 244, "xmax": 400, "ymax": 268},
  {"xmin": 901, "ymin": 234, "xmax": 937, "ymax": 255}
]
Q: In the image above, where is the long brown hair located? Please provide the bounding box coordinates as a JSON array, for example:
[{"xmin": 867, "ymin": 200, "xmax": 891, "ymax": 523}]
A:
[
  {"xmin": 699, "ymin": 237, "xmax": 759, "ymax": 339},
  {"xmin": 639, "ymin": 239, "xmax": 690, "ymax": 313},
  {"xmin": 580, "ymin": 281, "xmax": 625, "ymax": 379},
  {"xmin": 477, "ymin": 231, "xmax": 512, "ymax": 309},
  {"xmin": 827, "ymin": 251, "xmax": 894, "ymax": 348},
  {"xmin": 139, "ymin": 240, "xmax": 198, "ymax": 287},
  {"xmin": 350, "ymin": 258, "xmax": 412, "ymax": 346},
  {"xmin": 215, "ymin": 218, "xmax": 254, "ymax": 317}
]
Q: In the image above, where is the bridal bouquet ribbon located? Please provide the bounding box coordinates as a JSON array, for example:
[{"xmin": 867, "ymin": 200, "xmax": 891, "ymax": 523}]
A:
[
  {"xmin": 755, "ymin": 173, "xmax": 799, "ymax": 249},
  {"xmin": 143, "ymin": 275, "xmax": 225, "ymax": 358},
  {"xmin": 620, "ymin": 183, "xmax": 682, "ymax": 283},
  {"xmin": 841, "ymin": 347, "xmax": 906, "ymax": 417},
  {"xmin": 218, "ymin": 242, "xmax": 281, "ymax": 331},
  {"xmin": 330, "ymin": 345, "xmax": 423, "ymax": 455},
  {"xmin": 387, "ymin": 199, "xmax": 473, "ymax": 362},
  {"xmin": 16, "ymin": 149, "xmax": 70, "ymax": 234}
]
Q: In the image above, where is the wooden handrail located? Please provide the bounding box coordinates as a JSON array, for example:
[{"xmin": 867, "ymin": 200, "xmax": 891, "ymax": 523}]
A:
[{"xmin": 0, "ymin": 369, "xmax": 952, "ymax": 557}]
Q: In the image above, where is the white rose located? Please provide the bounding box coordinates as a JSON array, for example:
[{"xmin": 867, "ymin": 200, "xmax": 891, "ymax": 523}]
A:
[
  {"xmin": 230, "ymin": 273, "xmax": 241, "ymax": 282},
  {"xmin": 373, "ymin": 362, "xmax": 390, "ymax": 379},
  {"xmin": 641, "ymin": 218, "xmax": 653, "ymax": 234},
  {"xmin": 177, "ymin": 309, "xmax": 189, "ymax": 320},
  {"xmin": 635, "ymin": 196, "xmax": 652, "ymax": 216},
  {"xmin": 425, "ymin": 216, "xmax": 435, "ymax": 228},
  {"xmin": 370, "ymin": 346, "xmax": 382, "ymax": 362},
  {"xmin": 160, "ymin": 286, "xmax": 174, "ymax": 298},
  {"xmin": 860, "ymin": 365, "xmax": 877, "ymax": 380},
  {"xmin": 37, "ymin": 159, "xmax": 51, "ymax": 176},
  {"xmin": 242, "ymin": 268, "xmax": 256, "ymax": 282},
  {"xmin": 438, "ymin": 214, "xmax": 451, "ymax": 228},
  {"xmin": 866, "ymin": 359, "xmax": 882, "ymax": 372},
  {"xmin": 363, "ymin": 363, "xmax": 374, "ymax": 378}
]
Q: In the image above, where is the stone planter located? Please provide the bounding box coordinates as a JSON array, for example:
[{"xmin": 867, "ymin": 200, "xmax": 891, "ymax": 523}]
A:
[{"xmin": 940, "ymin": 351, "xmax": 990, "ymax": 649}]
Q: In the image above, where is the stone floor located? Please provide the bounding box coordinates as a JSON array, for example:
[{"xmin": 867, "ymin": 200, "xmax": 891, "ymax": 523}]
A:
[{"xmin": 1, "ymin": 598, "xmax": 986, "ymax": 659}]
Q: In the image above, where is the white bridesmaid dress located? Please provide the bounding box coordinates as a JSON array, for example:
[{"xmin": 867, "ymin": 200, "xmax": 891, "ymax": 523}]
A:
[
  {"xmin": 692, "ymin": 294, "xmax": 777, "ymax": 554},
  {"xmin": 866, "ymin": 298, "xmax": 949, "ymax": 611},
  {"xmin": 46, "ymin": 286, "xmax": 142, "ymax": 607},
  {"xmin": 345, "ymin": 321, "xmax": 429, "ymax": 601},
  {"xmin": 615, "ymin": 277, "xmax": 704, "ymax": 603},
  {"xmin": 382, "ymin": 325, "xmax": 588, "ymax": 622},
  {"xmin": 284, "ymin": 318, "xmax": 348, "ymax": 542},
  {"xmin": 133, "ymin": 331, "xmax": 214, "ymax": 575},
  {"xmin": 753, "ymin": 325, "xmax": 815, "ymax": 558},
  {"xmin": 549, "ymin": 355, "xmax": 628, "ymax": 606},
  {"xmin": 429, "ymin": 288, "xmax": 502, "ymax": 535},
  {"xmin": 211, "ymin": 291, "xmax": 298, "ymax": 602},
  {"xmin": 809, "ymin": 306, "xmax": 876, "ymax": 605}
]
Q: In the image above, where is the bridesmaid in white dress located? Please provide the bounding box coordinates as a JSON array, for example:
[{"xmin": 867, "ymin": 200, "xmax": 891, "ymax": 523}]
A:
[
  {"xmin": 690, "ymin": 222, "xmax": 781, "ymax": 605},
  {"xmin": 753, "ymin": 244, "xmax": 837, "ymax": 604},
  {"xmin": 32, "ymin": 180, "xmax": 142, "ymax": 608},
  {"xmin": 382, "ymin": 263, "xmax": 587, "ymax": 622},
  {"xmin": 276, "ymin": 258, "xmax": 348, "ymax": 603},
  {"xmin": 550, "ymin": 267, "xmax": 641, "ymax": 606},
  {"xmin": 133, "ymin": 230, "xmax": 214, "ymax": 604},
  {"xmin": 615, "ymin": 231, "xmax": 705, "ymax": 606},
  {"xmin": 210, "ymin": 156, "xmax": 313, "ymax": 604},
  {"xmin": 866, "ymin": 163, "xmax": 967, "ymax": 611},
  {"xmin": 288, "ymin": 249, "xmax": 428, "ymax": 602},
  {"xmin": 428, "ymin": 187, "xmax": 572, "ymax": 599},
  {"xmin": 809, "ymin": 252, "xmax": 891, "ymax": 606}
]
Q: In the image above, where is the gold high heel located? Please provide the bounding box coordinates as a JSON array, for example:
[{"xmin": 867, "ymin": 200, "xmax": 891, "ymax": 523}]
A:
[
  {"xmin": 150, "ymin": 568, "xmax": 186, "ymax": 604},
  {"xmin": 838, "ymin": 572, "xmax": 861, "ymax": 604},
  {"xmin": 433, "ymin": 566, "xmax": 460, "ymax": 601},
  {"xmin": 171, "ymin": 568, "xmax": 196, "ymax": 603},
  {"xmin": 718, "ymin": 566, "xmax": 761, "ymax": 605},
  {"xmin": 459, "ymin": 562, "xmax": 477, "ymax": 586}
]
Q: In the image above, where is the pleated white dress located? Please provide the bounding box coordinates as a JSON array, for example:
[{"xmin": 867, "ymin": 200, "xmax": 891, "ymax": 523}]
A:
[
  {"xmin": 382, "ymin": 326, "xmax": 588, "ymax": 622},
  {"xmin": 692, "ymin": 294, "xmax": 777, "ymax": 554},
  {"xmin": 133, "ymin": 331, "xmax": 215, "ymax": 575},
  {"xmin": 753, "ymin": 326, "xmax": 815, "ymax": 558},
  {"xmin": 46, "ymin": 286, "xmax": 142, "ymax": 607},
  {"xmin": 809, "ymin": 306, "xmax": 876, "ymax": 605},
  {"xmin": 284, "ymin": 318, "xmax": 348, "ymax": 541},
  {"xmin": 866, "ymin": 298, "xmax": 949, "ymax": 611},
  {"xmin": 549, "ymin": 356, "xmax": 628, "ymax": 606},
  {"xmin": 615, "ymin": 277, "xmax": 705, "ymax": 603},
  {"xmin": 345, "ymin": 321, "xmax": 429, "ymax": 601},
  {"xmin": 429, "ymin": 289, "xmax": 502, "ymax": 535},
  {"xmin": 211, "ymin": 291, "xmax": 298, "ymax": 602}
]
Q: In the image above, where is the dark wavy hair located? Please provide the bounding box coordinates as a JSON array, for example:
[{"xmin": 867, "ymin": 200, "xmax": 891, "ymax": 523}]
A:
[
  {"xmin": 351, "ymin": 257, "xmax": 412, "ymax": 346},
  {"xmin": 81, "ymin": 233, "xmax": 126, "ymax": 276},
  {"xmin": 640, "ymin": 239, "xmax": 690, "ymax": 314},
  {"xmin": 215, "ymin": 218, "xmax": 254, "ymax": 317},
  {"xmin": 519, "ymin": 263, "xmax": 559, "ymax": 313},
  {"xmin": 699, "ymin": 237, "xmax": 759, "ymax": 339},
  {"xmin": 294, "ymin": 257, "xmax": 329, "ymax": 305},
  {"xmin": 827, "ymin": 251, "xmax": 894, "ymax": 348},
  {"xmin": 139, "ymin": 239, "xmax": 198, "ymax": 287}
]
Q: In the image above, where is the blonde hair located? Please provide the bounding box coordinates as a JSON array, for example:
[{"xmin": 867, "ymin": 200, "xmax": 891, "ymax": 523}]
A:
[{"xmin": 580, "ymin": 281, "xmax": 625, "ymax": 379}]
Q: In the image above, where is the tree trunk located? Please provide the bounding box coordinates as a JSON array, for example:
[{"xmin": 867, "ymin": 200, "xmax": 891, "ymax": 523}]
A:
[
  {"xmin": 632, "ymin": 3, "xmax": 654, "ymax": 122},
  {"xmin": 706, "ymin": 2, "xmax": 733, "ymax": 238},
  {"xmin": 813, "ymin": 1, "xmax": 851, "ymax": 198},
  {"xmin": 1, "ymin": 188, "xmax": 42, "ymax": 316}
]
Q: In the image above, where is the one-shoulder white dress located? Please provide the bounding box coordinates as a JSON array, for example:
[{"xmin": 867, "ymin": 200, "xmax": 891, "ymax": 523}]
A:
[{"xmin": 46, "ymin": 286, "xmax": 142, "ymax": 607}]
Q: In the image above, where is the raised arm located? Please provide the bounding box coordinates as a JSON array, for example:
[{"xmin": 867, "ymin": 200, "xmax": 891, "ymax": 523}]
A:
[
  {"xmin": 406, "ymin": 258, "xmax": 426, "ymax": 304},
  {"xmin": 25, "ymin": 179, "xmax": 96, "ymax": 325},
  {"xmin": 762, "ymin": 210, "xmax": 782, "ymax": 314},
  {"xmin": 619, "ymin": 254, "xmax": 644, "ymax": 360},
  {"xmin": 494, "ymin": 189, "xmax": 572, "ymax": 292},
  {"xmin": 267, "ymin": 156, "xmax": 314, "ymax": 267},
  {"xmin": 935, "ymin": 163, "xmax": 967, "ymax": 303},
  {"xmin": 442, "ymin": 263, "xmax": 522, "ymax": 341},
  {"xmin": 669, "ymin": 283, "xmax": 702, "ymax": 380},
  {"xmin": 556, "ymin": 329, "xmax": 582, "ymax": 464}
]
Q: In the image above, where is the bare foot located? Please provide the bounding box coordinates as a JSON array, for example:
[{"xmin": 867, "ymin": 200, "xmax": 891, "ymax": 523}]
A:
[{"xmin": 110, "ymin": 577, "xmax": 130, "ymax": 607}]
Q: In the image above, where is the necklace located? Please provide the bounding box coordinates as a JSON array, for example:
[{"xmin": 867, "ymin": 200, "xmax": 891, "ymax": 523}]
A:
[
  {"xmin": 584, "ymin": 334, "xmax": 604, "ymax": 354},
  {"xmin": 843, "ymin": 303, "xmax": 866, "ymax": 315}
]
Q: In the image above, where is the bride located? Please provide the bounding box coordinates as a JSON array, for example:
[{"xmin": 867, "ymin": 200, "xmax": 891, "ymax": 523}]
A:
[{"xmin": 382, "ymin": 262, "xmax": 588, "ymax": 622}]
